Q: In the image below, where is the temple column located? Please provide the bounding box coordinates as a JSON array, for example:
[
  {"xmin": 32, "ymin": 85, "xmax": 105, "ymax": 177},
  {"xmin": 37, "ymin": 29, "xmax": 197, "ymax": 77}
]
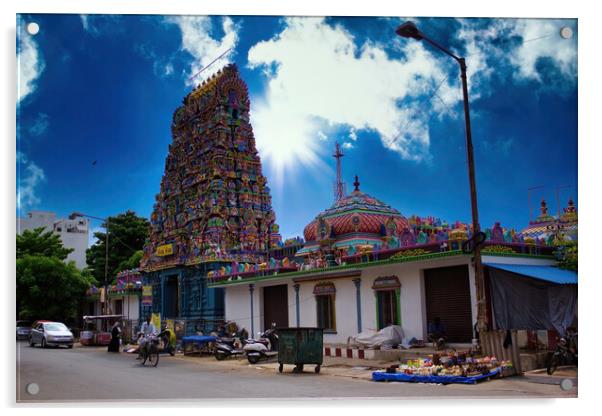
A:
[
  {"xmin": 160, "ymin": 275, "xmax": 165, "ymax": 318},
  {"xmin": 353, "ymin": 278, "xmax": 362, "ymax": 333},
  {"xmin": 249, "ymin": 284, "xmax": 255, "ymax": 335},
  {"xmin": 293, "ymin": 283, "xmax": 300, "ymax": 327}
]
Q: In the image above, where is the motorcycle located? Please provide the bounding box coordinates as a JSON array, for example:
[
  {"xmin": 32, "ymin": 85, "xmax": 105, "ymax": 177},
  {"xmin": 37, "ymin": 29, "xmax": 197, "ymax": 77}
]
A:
[
  {"xmin": 214, "ymin": 327, "xmax": 249, "ymax": 361},
  {"xmin": 243, "ymin": 324, "xmax": 279, "ymax": 364},
  {"xmin": 547, "ymin": 327, "xmax": 578, "ymax": 375}
]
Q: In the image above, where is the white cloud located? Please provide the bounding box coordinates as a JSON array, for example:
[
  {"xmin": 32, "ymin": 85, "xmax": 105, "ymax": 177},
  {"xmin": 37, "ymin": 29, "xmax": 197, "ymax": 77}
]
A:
[
  {"xmin": 17, "ymin": 152, "xmax": 46, "ymax": 210},
  {"xmin": 28, "ymin": 112, "xmax": 49, "ymax": 136},
  {"xmin": 88, "ymin": 226, "xmax": 105, "ymax": 247},
  {"xmin": 134, "ymin": 43, "xmax": 177, "ymax": 79},
  {"xmin": 163, "ymin": 63, "xmax": 174, "ymax": 77},
  {"xmin": 248, "ymin": 17, "xmax": 453, "ymax": 180},
  {"xmin": 17, "ymin": 21, "xmax": 45, "ymax": 104},
  {"xmin": 455, "ymin": 20, "xmax": 508, "ymax": 98},
  {"xmin": 167, "ymin": 16, "xmax": 239, "ymax": 85},
  {"xmin": 80, "ymin": 14, "xmax": 123, "ymax": 36},
  {"xmin": 348, "ymin": 127, "xmax": 357, "ymax": 141},
  {"xmin": 80, "ymin": 15, "xmax": 92, "ymax": 32},
  {"xmin": 510, "ymin": 19, "xmax": 577, "ymax": 81},
  {"xmin": 342, "ymin": 142, "xmax": 354, "ymax": 149},
  {"xmin": 456, "ymin": 18, "xmax": 577, "ymax": 85},
  {"xmin": 317, "ymin": 130, "xmax": 328, "ymax": 141}
]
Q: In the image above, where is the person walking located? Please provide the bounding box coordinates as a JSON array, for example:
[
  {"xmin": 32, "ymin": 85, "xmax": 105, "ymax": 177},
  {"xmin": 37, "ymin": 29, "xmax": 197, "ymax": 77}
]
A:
[{"xmin": 108, "ymin": 321, "xmax": 121, "ymax": 353}]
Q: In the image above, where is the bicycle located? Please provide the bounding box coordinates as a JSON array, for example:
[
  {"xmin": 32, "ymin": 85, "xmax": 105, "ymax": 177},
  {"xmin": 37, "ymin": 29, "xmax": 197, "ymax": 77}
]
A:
[{"xmin": 139, "ymin": 335, "xmax": 160, "ymax": 367}]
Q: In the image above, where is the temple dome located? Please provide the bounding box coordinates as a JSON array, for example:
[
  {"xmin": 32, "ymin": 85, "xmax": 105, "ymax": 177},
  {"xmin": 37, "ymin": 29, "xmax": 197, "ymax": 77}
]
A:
[{"xmin": 303, "ymin": 176, "xmax": 409, "ymax": 244}]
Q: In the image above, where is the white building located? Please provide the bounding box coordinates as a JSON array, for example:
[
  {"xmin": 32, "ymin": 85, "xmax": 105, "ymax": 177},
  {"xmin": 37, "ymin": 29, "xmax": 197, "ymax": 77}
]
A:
[
  {"xmin": 208, "ymin": 173, "xmax": 564, "ymax": 353},
  {"xmin": 18, "ymin": 211, "xmax": 90, "ymax": 269},
  {"xmin": 210, "ymin": 251, "xmax": 556, "ymax": 347}
]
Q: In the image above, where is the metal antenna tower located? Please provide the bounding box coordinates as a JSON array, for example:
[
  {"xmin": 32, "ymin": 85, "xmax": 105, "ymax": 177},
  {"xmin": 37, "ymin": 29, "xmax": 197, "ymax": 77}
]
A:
[{"xmin": 333, "ymin": 142, "xmax": 346, "ymax": 201}]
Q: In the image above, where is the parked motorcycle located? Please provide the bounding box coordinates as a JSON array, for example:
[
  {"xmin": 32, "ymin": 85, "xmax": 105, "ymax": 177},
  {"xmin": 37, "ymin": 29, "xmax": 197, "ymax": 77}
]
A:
[
  {"xmin": 214, "ymin": 327, "xmax": 249, "ymax": 360},
  {"xmin": 547, "ymin": 327, "xmax": 578, "ymax": 375},
  {"xmin": 244, "ymin": 324, "xmax": 279, "ymax": 364}
]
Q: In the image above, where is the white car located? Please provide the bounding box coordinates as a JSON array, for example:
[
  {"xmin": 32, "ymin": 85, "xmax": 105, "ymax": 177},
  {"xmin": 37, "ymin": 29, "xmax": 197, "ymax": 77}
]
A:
[{"xmin": 29, "ymin": 321, "xmax": 74, "ymax": 349}]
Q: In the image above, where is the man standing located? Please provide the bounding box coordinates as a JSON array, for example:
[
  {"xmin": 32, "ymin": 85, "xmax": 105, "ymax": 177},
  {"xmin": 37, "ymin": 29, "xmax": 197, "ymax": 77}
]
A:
[{"xmin": 428, "ymin": 317, "xmax": 447, "ymax": 349}]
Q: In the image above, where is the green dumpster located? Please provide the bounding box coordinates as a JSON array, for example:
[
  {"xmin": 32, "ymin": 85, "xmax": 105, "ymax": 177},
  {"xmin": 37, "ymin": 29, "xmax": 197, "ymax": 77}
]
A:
[{"xmin": 277, "ymin": 327, "xmax": 323, "ymax": 373}]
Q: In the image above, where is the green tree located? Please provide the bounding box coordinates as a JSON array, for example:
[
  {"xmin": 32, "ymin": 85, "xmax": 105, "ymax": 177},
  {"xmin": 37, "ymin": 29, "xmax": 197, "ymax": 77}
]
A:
[
  {"xmin": 86, "ymin": 210, "xmax": 149, "ymax": 285},
  {"xmin": 116, "ymin": 250, "xmax": 144, "ymax": 275},
  {"xmin": 17, "ymin": 255, "xmax": 96, "ymax": 322},
  {"xmin": 557, "ymin": 242, "xmax": 578, "ymax": 272},
  {"xmin": 17, "ymin": 227, "xmax": 73, "ymax": 260}
]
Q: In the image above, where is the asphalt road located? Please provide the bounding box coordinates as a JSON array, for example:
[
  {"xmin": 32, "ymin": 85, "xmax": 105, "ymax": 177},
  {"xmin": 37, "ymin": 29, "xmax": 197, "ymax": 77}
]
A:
[{"xmin": 16, "ymin": 342, "xmax": 576, "ymax": 402}]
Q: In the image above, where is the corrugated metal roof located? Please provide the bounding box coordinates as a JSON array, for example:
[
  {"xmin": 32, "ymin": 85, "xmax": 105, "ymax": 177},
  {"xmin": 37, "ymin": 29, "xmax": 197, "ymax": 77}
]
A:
[{"xmin": 485, "ymin": 262, "xmax": 577, "ymax": 284}]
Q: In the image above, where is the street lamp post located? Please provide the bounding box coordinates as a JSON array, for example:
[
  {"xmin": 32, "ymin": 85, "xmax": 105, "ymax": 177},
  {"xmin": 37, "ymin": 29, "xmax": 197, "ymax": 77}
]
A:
[
  {"xmin": 71, "ymin": 212, "xmax": 110, "ymax": 315},
  {"xmin": 395, "ymin": 22, "xmax": 488, "ymax": 336}
]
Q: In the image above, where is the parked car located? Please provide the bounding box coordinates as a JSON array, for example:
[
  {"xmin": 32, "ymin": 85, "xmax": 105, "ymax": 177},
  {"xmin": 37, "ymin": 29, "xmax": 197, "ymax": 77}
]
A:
[
  {"xmin": 16, "ymin": 320, "xmax": 32, "ymax": 340},
  {"xmin": 29, "ymin": 321, "xmax": 74, "ymax": 349}
]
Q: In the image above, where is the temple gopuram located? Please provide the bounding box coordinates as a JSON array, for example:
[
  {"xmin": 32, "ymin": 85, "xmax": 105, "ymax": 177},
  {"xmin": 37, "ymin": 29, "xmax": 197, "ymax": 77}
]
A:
[{"xmin": 139, "ymin": 64, "xmax": 283, "ymax": 332}]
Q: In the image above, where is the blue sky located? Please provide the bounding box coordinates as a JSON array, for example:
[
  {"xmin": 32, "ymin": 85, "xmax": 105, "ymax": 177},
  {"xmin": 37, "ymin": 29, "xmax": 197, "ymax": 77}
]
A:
[{"xmin": 16, "ymin": 14, "xmax": 578, "ymax": 241}]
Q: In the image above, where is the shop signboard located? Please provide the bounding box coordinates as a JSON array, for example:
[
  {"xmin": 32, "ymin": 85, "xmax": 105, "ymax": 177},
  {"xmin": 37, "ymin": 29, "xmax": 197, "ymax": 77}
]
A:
[{"xmin": 156, "ymin": 244, "xmax": 174, "ymax": 256}]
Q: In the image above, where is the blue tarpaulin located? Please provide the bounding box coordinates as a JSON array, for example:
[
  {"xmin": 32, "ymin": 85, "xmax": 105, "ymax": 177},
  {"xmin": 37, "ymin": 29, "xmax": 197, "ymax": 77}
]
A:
[
  {"xmin": 182, "ymin": 335, "xmax": 217, "ymax": 344},
  {"xmin": 372, "ymin": 368, "xmax": 501, "ymax": 385},
  {"xmin": 484, "ymin": 263, "xmax": 577, "ymax": 284}
]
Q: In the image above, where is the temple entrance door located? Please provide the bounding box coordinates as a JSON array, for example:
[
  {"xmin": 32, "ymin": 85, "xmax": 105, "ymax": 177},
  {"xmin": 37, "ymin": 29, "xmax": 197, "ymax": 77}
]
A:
[
  {"xmin": 164, "ymin": 275, "xmax": 180, "ymax": 318},
  {"xmin": 263, "ymin": 285, "xmax": 289, "ymax": 330}
]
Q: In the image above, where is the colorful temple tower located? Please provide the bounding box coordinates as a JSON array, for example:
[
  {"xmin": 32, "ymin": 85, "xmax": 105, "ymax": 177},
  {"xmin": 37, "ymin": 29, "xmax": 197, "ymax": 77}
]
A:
[{"xmin": 140, "ymin": 64, "xmax": 280, "ymax": 331}]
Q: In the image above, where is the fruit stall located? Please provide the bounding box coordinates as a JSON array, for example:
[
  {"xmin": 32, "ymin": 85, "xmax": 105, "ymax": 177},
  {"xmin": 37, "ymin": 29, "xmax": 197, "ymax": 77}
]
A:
[{"xmin": 372, "ymin": 350, "xmax": 514, "ymax": 385}]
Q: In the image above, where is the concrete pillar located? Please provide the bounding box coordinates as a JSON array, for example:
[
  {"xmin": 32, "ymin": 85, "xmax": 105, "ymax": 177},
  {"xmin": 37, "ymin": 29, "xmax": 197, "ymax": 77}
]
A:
[
  {"xmin": 352, "ymin": 278, "xmax": 362, "ymax": 333},
  {"xmin": 160, "ymin": 275, "xmax": 165, "ymax": 318},
  {"xmin": 293, "ymin": 283, "xmax": 300, "ymax": 327},
  {"xmin": 249, "ymin": 284, "xmax": 255, "ymax": 335}
]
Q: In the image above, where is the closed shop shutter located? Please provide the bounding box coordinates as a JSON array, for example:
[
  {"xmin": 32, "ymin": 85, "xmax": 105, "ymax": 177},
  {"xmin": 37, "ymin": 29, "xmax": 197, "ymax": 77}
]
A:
[{"xmin": 424, "ymin": 265, "xmax": 473, "ymax": 343}]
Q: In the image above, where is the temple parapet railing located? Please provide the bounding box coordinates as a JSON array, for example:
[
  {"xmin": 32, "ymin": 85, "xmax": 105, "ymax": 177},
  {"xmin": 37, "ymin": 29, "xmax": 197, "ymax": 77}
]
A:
[
  {"xmin": 341, "ymin": 240, "xmax": 556, "ymax": 264},
  {"xmin": 206, "ymin": 240, "xmax": 557, "ymax": 286},
  {"xmin": 207, "ymin": 265, "xmax": 298, "ymax": 284}
]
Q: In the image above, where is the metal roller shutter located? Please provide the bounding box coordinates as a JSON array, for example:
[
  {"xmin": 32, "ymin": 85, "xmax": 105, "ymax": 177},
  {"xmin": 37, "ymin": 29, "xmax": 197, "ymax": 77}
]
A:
[{"xmin": 424, "ymin": 265, "xmax": 473, "ymax": 343}]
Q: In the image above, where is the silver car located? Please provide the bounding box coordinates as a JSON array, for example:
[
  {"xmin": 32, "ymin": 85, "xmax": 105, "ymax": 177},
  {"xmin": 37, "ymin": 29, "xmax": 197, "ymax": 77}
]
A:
[
  {"xmin": 16, "ymin": 320, "xmax": 31, "ymax": 340},
  {"xmin": 29, "ymin": 321, "xmax": 74, "ymax": 349}
]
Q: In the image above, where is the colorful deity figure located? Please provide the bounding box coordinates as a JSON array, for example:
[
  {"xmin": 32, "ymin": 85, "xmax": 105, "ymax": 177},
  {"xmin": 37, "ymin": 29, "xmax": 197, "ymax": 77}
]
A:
[
  {"xmin": 385, "ymin": 217, "xmax": 398, "ymax": 236},
  {"xmin": 387, "ymin": 235, "xmax": 400, "ymax": 249},
  {"xmin": 417, "ymin": 230, "xmax": 428, "ymax": 245},
  {"xmin": 491, "ymin": 222, "xmax": 504, "ymax": 242},
  {"xmin": 399, "ymin": 228, "xmax": 416, "ymax": 247}
]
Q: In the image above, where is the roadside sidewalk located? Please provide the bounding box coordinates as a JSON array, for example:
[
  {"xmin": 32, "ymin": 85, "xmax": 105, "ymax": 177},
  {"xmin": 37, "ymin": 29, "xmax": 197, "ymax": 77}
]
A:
[
  {"xmin": 81, "ymin": 342, "xmax": 578, "ymax": 390},
  {"xmin": 170, "ymin": 352, "xmax": 394, "ymax": 381},
  {"xmin": 520, "ymin": 366, "xmax": 578, "ymax": 386}
]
